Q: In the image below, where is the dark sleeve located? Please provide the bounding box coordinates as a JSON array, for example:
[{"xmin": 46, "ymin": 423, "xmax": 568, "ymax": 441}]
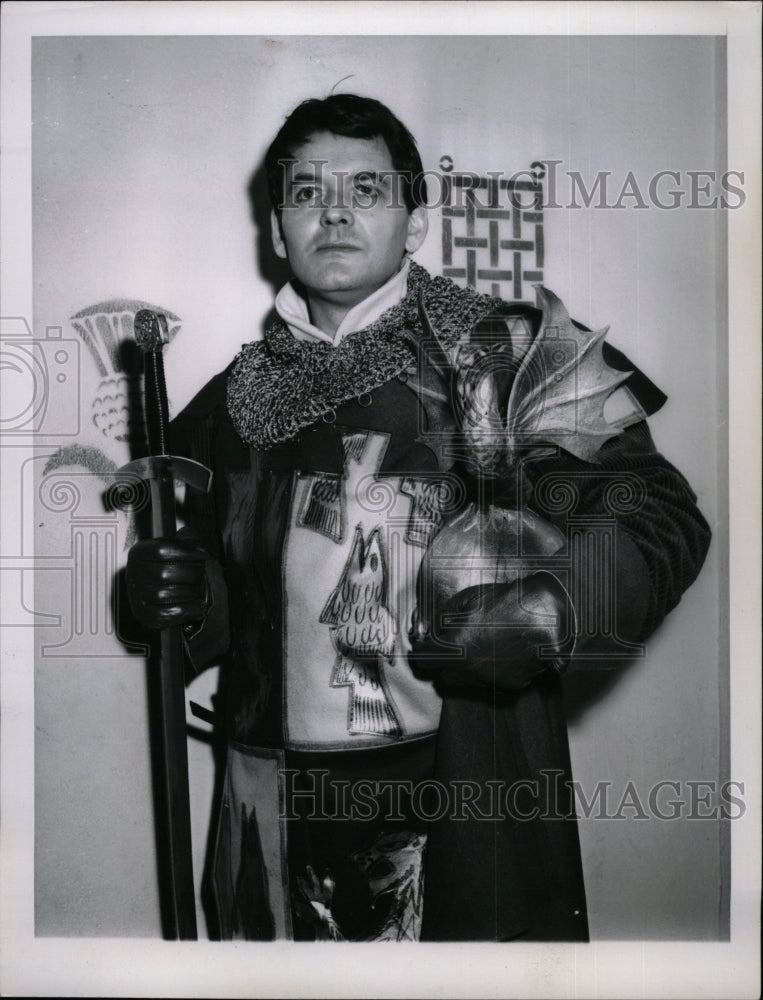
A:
[{"xmin": 524, "ymin": 419, "xmax": 711, "ymax": 661}]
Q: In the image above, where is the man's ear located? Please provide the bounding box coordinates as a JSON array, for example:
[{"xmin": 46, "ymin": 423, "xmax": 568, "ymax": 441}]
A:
[
  {"xmin": 404, "ymin": 206, "xmax": 428, "ymax": 255},
  {"xmin": 271, "ymin": 210, "xmax": 288, "ymax": 260}
]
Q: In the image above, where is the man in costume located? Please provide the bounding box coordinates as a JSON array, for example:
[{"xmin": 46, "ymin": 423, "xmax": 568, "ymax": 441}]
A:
[{"xmin": 127, "ymin": 94, "xmax": 711, "ymax": 941}]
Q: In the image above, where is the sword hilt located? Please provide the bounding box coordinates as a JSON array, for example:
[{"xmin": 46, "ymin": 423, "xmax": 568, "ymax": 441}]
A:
[
  {"xmin": 117, "ymin": 455, "xmax": 213, "ymax": 494},
  {"xmin": 135, "ymin": 309, "xmax": 171, "ymax": 456}
]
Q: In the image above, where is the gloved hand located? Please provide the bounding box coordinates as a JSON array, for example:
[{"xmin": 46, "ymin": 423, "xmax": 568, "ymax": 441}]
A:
[
  {"xmin": 126, "ymin": 533, "xmax": 212, "ymax": 632},
  {"xmin": 408, "ymin": 572, "xmax": 573, "ymax": 691}
]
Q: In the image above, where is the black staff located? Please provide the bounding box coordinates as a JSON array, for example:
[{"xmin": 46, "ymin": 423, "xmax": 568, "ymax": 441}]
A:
[{"xmin": 118, "ymin": 310, "xmax": 212, "ymax": 939}]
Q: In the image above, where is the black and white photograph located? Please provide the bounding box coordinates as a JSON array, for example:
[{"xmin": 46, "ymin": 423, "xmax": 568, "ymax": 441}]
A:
[{"xmin": 0, "ymin": 1, "xmax": 760, "ymax": 997}]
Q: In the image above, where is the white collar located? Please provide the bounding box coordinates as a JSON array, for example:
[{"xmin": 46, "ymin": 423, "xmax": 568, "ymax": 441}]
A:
[{"xmin": 274, "ymin": 257, "xmax": 411, "ymax": 346}]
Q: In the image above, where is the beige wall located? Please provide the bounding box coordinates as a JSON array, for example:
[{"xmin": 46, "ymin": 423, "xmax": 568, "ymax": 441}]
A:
[{"xmin": 32, "ymin": 34, "xmax": 726, "ymax": 937}]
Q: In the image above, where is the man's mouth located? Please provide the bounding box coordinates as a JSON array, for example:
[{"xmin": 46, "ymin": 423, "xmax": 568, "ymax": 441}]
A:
[{"xmin": 316, "ymin": 243, "xmax": 362, "ymax": 252}]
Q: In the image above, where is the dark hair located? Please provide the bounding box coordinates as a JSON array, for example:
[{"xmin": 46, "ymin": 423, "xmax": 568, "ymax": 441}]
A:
[{"xmin": 265, "ymin": 93, "xmax": 425, "ymax": 215}]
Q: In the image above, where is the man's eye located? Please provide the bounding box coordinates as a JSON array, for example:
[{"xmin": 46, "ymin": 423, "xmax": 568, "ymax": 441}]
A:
[
  {"xmin": 294, "ymin": 186, "xmax": 319, "ymax": 204},
  {"xmin": 353, "ymin": 179, "xmax": 380, "ymax": 205}
]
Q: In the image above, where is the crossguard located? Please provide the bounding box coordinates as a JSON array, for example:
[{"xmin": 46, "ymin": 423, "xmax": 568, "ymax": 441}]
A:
[{"xmin": 116, "ymin": 455, "xmax": 212, "ymax": 493}]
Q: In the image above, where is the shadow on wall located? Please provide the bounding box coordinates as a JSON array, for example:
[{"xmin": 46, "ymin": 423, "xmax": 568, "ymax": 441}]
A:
[{"xmin": 247, "ymin": 162, "xmax": 292, "ymax": 334}]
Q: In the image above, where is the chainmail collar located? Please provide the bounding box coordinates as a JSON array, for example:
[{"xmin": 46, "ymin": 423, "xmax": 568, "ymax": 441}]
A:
[{"xmin": 226, "ymin": 261, "xmax": 500, "ymax": 451}]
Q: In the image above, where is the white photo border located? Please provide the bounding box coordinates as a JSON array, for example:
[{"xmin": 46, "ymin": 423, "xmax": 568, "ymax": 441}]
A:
[{"xmin": 1, "ymin": 2, "xmax": 760, "ymax": 997}]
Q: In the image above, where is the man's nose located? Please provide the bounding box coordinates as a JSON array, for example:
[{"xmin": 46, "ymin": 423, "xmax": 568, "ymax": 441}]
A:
[{"xmin": 321, "ymin": 194, "xmax": 353, "ymax": 226}]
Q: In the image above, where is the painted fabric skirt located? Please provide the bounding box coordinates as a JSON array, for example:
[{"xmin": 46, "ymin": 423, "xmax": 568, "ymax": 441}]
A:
[{"xmin": 209, "ymin": 736, "xmax": 437, "ymax": 941}]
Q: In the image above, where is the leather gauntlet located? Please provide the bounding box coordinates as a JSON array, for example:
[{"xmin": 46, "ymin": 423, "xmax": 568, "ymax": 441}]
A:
[{"xmin": 408, "ymin": 571, "xmax": 574, "ymax": 691}]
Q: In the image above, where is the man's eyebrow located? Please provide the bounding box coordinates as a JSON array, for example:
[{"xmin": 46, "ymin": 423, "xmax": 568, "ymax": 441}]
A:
[
  {"xmin": 287, "ymin": 169, "xmax": 398, "ymax": 184},
  {"xmin": 352, "ymin": 171, "xmax": 397, "ymax": 184},
  {"xmin": 288, "ymin": 171, "xmax": 322, "ymax": 184}
]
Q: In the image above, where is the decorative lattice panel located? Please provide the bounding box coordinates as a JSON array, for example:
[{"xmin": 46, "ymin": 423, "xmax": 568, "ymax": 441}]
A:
[{"xmin": 439, "ymin": 163, "xmax": 545, "ymax": 304}]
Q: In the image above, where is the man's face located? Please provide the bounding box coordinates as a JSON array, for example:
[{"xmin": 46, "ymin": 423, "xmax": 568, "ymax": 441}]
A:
[{"xmin": 271, "ymin": 131, "xmax": 427, "ymax": 313}]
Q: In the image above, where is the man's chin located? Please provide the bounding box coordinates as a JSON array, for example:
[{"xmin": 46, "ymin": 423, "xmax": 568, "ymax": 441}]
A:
[{"xmin": 293, "ymin": 259, "xmax": 403, "ymax": 309}]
